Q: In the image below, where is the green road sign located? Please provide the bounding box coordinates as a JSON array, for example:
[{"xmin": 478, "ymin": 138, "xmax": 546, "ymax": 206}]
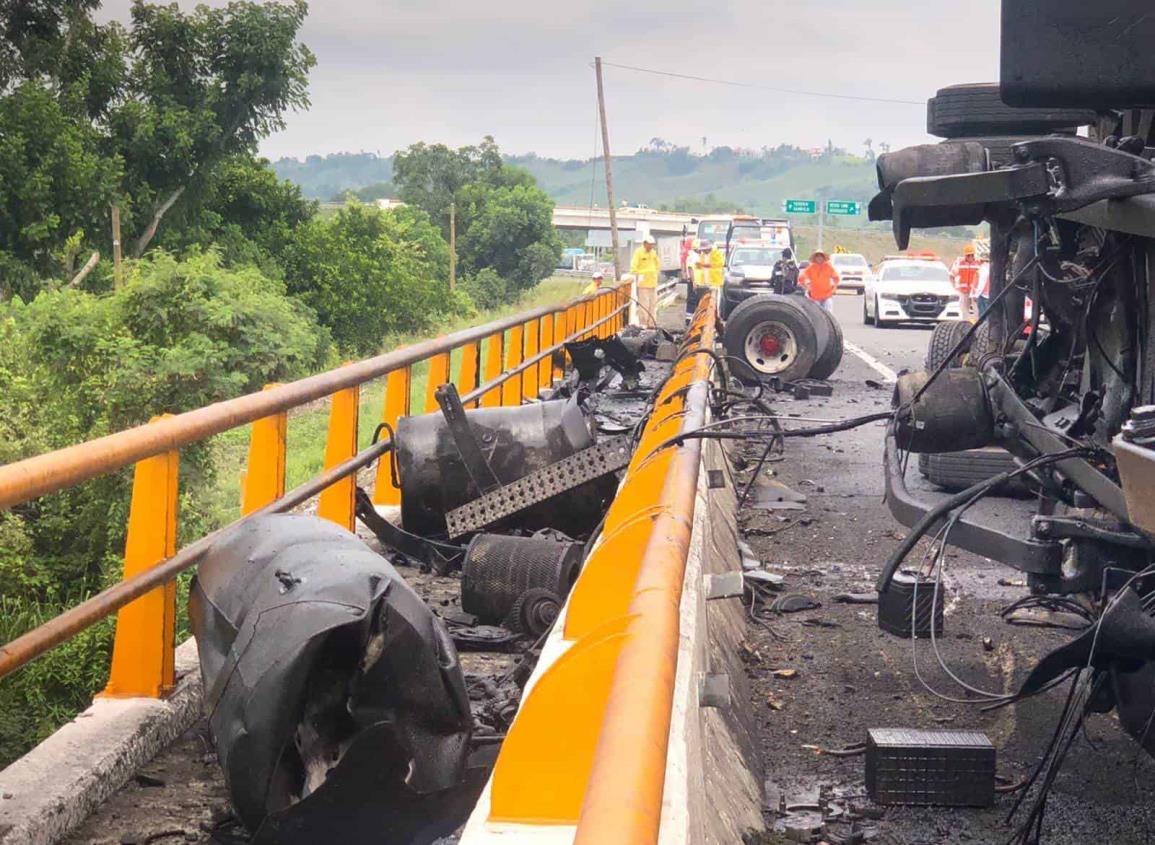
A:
[
  {"xmin": 784, "ymin": 199, "xmax": 817, "ymax": 214},
  {"xmin": 825, "ymin": 200, "xmax": 861, "ymax": 216}
]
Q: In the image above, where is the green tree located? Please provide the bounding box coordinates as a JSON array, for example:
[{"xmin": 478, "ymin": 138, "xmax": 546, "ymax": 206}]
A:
[
  {"xmin": 393, "ymin": 137, "xmax": 560, "ymax": 292},
  {"xmin": 282, "ymin": 203, "xmax": 453, "ymax": 355},
  {"xmin": 0, "ymin": 0, "xmax": 316, "ymax": 289}
]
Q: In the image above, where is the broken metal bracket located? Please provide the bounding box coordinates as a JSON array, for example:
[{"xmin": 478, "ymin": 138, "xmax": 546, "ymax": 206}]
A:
[
  {"xmin": 445, "ymin": 437, "xmax": 632, "ymax": 539},
  {"xmin": 698, "ymin": 673, "xmax": 731, "ymax": 709},
  {"xmin": 705, "ymin": 571, "xmax": 745, "ymax": 600},
  {"xmin": 354, "ymin": 488, "xmax": 464, "ymax": 573},
  {"xmin": 435, "ymin": 383, "xmax": 502, "ymax": 494}
]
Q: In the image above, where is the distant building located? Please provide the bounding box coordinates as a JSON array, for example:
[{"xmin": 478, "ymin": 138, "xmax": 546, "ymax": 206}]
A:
[{"xmin": 375, "ymin": 198, "xmax": 406, "ymax": 210}]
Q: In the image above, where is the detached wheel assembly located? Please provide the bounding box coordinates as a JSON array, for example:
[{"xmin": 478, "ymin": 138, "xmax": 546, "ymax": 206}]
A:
[
  {"xmin": 807, "ymin": 301, "xmax": 844, "ymax": 381},
  {"xmin": 723, "ymin": 295, "xmax": 820, "ymax": 384},
  {"xmin": 925, "ymin": 320, "xmax": 973, "ymax": 370}
]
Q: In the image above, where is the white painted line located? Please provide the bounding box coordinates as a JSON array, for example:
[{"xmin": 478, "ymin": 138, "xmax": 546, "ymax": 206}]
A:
[{"xmin": 844, "ymin": 339, "xmax": 899, "ymax": 384}]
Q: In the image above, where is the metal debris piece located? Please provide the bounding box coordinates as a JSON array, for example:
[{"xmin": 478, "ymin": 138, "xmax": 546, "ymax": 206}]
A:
[
  {"xmin": 744, "ymin": 570, "xmax": 785, "ymax": 588},
  {"xmin": 832, "ymin": 592, "xmax": 879, "ymax": 605},
  {"xmin": 461, "ymin": 533, "xmax": 581, "ymax": 627},
  {"xmin": 434, "ymin": 384, "xmax": 501, "ymax": 493},
  {"xmin": 748, "ymin": 478, "xmax": 808, "ymax": 511},
  {"xmin": 446, "ymin": 437, "xmax": 630, "ymax": 538},
  {"xmin": 448, "ymin": 625, "xmax": 521, "ymax": 652},
  {"xmin": 655, "ymin": 340, "xmax": 678, "ymax": 361},
  {"xmin": 698, "ymin": 673, "xmax": 732, "ymax": 708},
  {"xmin": 354, "ymin": 488, "xmax": 463, "ymax": 573},
  {"xmin": 189, "ymin": 515, "xmax": 477, "ymax": 845},
  {"xmin": 705, "ymin": 571, "xmax": 746, "ymax": 600},
  {"xmin": 396, "ymin": 397, "xmax": 601, "ymax": 536},
  {"xmin": 877, "ymin": 571, "xmax": 945, "ymax": 638},
  {"xmin": 865, "ymin": 728, "xmax": 995, "ymax": 807}
]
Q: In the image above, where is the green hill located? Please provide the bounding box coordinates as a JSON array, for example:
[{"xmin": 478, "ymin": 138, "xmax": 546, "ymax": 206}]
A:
[{"xmin": 271, "ymin": 144, "xmax": 879, "ymax": 216}]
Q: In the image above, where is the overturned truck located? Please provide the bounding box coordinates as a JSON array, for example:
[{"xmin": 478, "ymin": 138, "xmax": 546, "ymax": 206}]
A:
[{"xmin": 870, "ymin": 0, "xmax": 1155, "ymax": 818}]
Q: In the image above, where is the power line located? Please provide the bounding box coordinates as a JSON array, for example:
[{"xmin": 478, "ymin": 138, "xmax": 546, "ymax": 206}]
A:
[{"xmin": 598, "ymin": 60, "xmax": 924, "ymax": 107}]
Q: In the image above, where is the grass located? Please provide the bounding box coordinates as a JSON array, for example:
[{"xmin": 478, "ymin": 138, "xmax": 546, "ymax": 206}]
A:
[{"xmin": 199, "ymin": 275, "xmax": 590, "ymax": 529}]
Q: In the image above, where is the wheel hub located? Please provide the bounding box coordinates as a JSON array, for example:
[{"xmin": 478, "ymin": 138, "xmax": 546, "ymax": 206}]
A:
[{"xmin": 759, "ymin": 335, "xmax": 781, "ymax": 356}]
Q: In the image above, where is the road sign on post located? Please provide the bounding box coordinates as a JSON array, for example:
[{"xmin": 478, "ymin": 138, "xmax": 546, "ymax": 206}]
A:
[
  {"xmin": 825, "ymin": 200, "xmax": 861, "ymax": 216},
  {"xmin": 784, "ymin": 199, "xmax": 817, "ymax": 214}
]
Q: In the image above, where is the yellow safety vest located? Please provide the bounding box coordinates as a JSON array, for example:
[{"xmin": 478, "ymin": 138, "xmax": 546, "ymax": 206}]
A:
[{"xmin": 630, "ymin": 247, "xmax": 660, "ymax": 289}]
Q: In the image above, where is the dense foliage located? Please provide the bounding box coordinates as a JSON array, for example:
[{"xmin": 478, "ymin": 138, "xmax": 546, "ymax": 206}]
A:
[
  {"xmin": 0, "ymin": 3, "xmax": 563, "ymax": 767},
  {"xmin": 283, "ymin": 204, "xmax": 456, "ymax": 355},
  {"xmin": 0, "ymin": 251, "xmax": 328, "ymax": 762},
  {"xmin": 0, "ymin": 0, "xmax": 314, "ymax": 286}
]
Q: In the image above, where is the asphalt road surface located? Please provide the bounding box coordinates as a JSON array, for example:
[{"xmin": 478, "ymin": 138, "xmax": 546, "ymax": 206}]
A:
[{"xmin": 742, "ymin": 292, "xmax": 1155, "ymax": 844}]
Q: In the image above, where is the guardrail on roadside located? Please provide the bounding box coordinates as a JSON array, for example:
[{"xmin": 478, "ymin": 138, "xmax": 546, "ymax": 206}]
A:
[
  {"xmin": 0, "ymin": 284, "xmax": 631, "ymax": 698},
  {"xmin": 464, "ymin": 292, "xmax": 716, "ymax": 845}
]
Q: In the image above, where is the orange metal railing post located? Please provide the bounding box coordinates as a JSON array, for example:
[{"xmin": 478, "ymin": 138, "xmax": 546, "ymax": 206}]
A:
[
  {"xmin": 482, "ymin": 332, "xmax": 504, "ymax": 407},
  {"xmin": 552, "ymin": 308, "xmax": 567, "ymax": 382},
  {"xmin": 503, "ymin": 324, "xmax": 524, "ymax": 406},
  {"xmin": 458, "ymin": 341, "xmax": 480, "ymax": 408},
  {"xmin": 241, "ymin": 384, "xmax": 287, "ymax": 515},
  {"xmin": 539, "ymin": 313, "xmax": 554, "ymax": 390},
  {"xmin": 523, "ymin": 318, "xmax": 540, "ymax": 401},
  {"xmin": 372, "ymin": 367, "xmax": 410, "ymax": 506},
  {"xmin": 425, "ymin": 350, "xmax": 451, "ymax": 413},
  {"xmin": 102, "ymin": 416, "xmax": 178, "ymax": 699},
  {"xmin": 317, "ymin": 377, "xmax": 360, "ymax": 530}
]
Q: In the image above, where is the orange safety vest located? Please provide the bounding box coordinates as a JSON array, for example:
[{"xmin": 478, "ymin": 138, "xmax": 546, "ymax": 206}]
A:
[
  {"xmin": 800, "ymin": 262, "xmax": 840, "ymax": 301},
  {"xmin": 951, "ymin": 256, "xmax": 981, "ymax": 295}
]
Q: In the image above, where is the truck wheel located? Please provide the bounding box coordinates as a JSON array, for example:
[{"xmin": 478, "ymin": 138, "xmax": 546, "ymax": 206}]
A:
[
  {"xmin": 919, "ymin": 448, "xmax": 1029, "ymax": 497},
  {"xmin": 926, "ymin": 83, "xmax": 1096, "ymax": 139},
  {"xmin": 925, "ymin": 320, "xmax": 972, "ymax": 370},
  {"xmin": 808, "ymin": 305, "xmax": 844, "ymax": 380},
  {"xmin": 723, "ymin": 295, "xmax": 819, "ymax": 384},
  {"xmin": 863, "ymin": 296, "xmax": 874, "ymax": 326}
]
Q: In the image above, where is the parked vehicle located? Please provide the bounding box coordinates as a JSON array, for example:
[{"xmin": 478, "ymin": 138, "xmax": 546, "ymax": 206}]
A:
[
  {"xmin": 863, "ymin": 255, "xmax": 962, "ymax": 326},
  {"xmin": 829, "ymin": 252, "xmax": 872, "ymax": 293}
]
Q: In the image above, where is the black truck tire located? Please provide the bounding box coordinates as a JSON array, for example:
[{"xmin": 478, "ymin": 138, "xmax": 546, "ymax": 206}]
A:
[
  {"xmin": 808, "ymin": 304, "xmax": 844, "ymax": 381},
  {"xmin": 926, "ymin": 83, "xmax": 1096, "ymax": 139},
  {"xmin": 925, "ymin": 320, "xmax": 973, "ymax": 370},
  {"xmin": 723, "ymin": 295, "xmax": 820, "ymax": 384},
  {"xmin": 919, "ymin": 448, "xmax": 1028, "ymax": 497}
]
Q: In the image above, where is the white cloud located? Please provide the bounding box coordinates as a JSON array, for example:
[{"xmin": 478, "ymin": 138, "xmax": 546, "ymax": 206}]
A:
[{"xmin": 98, "ymin": 0, "xmax": 1004, "ymax": 160}]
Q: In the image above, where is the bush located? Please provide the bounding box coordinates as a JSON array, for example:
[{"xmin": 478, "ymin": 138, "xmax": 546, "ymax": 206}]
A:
[
  {"xmin": 282, "ymin": 202, "xmax": 455, "ymax": 355},
  {"xmin": 461, "ymin": 267, "xmax": 509, "ymax": 310},
  {"xmin": 0, "ymin": 251, "xmax": 329, "ymax": 765}
]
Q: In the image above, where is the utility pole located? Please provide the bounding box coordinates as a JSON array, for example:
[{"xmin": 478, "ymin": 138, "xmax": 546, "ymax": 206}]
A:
[
  {"xmin": 449, "ymin": 201, "xmax": 457, "ymax": 291},
  {"xmin": 817, "ymin": 204, "xmax": 825, "ymax": 254},
  {"xmin": 111, "ymin": 204, "xmax": 123, "ymax": 288},
  {"xmin": 595, "ymin": 57, "xmax": 622, "ymax": 282}
]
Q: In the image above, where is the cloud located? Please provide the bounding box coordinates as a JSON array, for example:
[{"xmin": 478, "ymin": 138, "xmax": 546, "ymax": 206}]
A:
[{"xmin": 97, "ymin": 0, "xmax": 1002, "ymax": 160}]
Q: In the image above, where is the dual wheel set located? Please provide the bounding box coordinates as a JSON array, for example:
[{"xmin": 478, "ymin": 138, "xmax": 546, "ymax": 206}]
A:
[{"xmin": 720, "ymin": 294, "xmax": 844, "ymax": 384}]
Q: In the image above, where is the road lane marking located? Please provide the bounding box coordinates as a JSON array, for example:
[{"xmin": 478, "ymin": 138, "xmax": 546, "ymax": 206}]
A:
[{"xmin": 843, "ymin": 339, "xmax": 899, "ymax": 383}]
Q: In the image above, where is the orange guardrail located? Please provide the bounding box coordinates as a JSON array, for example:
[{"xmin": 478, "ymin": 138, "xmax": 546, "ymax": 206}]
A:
[
  {"xmin": 481, "ymin": 292, "xmax": 715, "ymax": 842},
  {"xmin": 0, "ymin": 283, "xmax": 632, "ymax": 696}
]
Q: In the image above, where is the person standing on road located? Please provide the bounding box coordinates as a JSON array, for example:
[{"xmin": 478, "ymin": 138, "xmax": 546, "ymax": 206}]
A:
[
  {"xmin": 976, "ymin": 256, "xmax": 991, "ymax": 316},
  {"xmin": 705, "ymin": 240, "xmax": 725, "ymax": 291},
  {"xmin": 684, "ymin": 239, "xmax": 703, "ymax": 319},
  {"xmin": 772, "ymin": 247, "xmax": 800, "ymax": 295},
  {"xmin": 799, "ymin": 250, "xmax": 840, "ymax": 311},
  {"xmin": 950, "ymin": 243, "xmax": 982, "ymax": 321},
  {"xmin": 631, "ymin": 234, "xmax": 661, "ymax": 328}
]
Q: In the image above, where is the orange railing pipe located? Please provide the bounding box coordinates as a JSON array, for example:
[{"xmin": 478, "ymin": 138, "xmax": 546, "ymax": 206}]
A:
[
  {"xmin": 573, "ymin": 301, "xmax": 714, "ymax": 845},
  {"xmin": 0, "ymin": 290, "xmax": 621, "ymax": 512}
]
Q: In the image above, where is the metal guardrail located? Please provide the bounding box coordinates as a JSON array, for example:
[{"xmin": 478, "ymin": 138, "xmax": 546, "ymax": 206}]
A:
[
  {"xmin": 0, "ymin": 284, "xmax": 631, "ymax": 695},
  {"xmin": 477, "ymin": 292, "xmax": 716, "ymax": 843}
]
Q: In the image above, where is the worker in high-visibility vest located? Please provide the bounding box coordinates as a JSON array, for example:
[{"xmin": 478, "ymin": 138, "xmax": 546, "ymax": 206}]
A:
[
  {"xmin": 630, "ymin": 234, "xmax": 661, "ymax": 328},
  {"xmin": 799, "ymin": 251, "xmax": 840, "ymax": 311},
  {"xmin": 705, "ymin": 240, "xmax": 725, "ymax": 289},
  {"xmin": 950, "ymin": 243, "xmax": 982, "ymax": 321},
  {"xmin": 581, "ymin": 270, "xmax": 605, "ymax": 296}
]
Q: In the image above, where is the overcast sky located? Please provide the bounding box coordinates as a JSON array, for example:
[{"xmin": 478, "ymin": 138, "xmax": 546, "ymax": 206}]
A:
[{"xmin": 98, "ymin": 0, "xmax": 1002, "ymax": 161}]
